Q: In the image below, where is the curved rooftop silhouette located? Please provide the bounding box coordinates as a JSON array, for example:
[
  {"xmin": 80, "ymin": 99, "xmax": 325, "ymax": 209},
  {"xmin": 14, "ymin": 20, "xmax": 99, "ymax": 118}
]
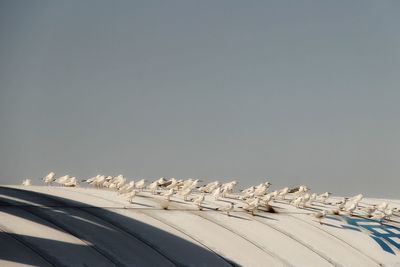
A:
[{"xmin": 0, "ymin": 185, "xmax": 399, "ymax": 266}]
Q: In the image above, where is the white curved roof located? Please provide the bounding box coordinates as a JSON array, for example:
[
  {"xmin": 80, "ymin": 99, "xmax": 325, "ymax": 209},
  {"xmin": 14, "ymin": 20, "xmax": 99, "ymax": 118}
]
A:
[{"xmin": 0, "ymin": 185, "xmax": 399, "ymax": 266}]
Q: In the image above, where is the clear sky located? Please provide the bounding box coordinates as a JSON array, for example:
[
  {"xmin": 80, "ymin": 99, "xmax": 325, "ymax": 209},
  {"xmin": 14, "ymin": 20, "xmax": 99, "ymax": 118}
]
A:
[{"xmin": 1, "ymin": 1, "xmax": 399, "ymax": 197}]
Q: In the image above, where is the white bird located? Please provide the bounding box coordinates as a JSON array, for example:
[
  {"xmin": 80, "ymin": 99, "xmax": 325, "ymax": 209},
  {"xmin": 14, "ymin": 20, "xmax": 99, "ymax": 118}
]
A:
[
  {"xmin": 207, "ymin": 181, "xmax": 221, "ymax": 193},
  {"xmin": 22, "ymin": 179, "xmax": 31, "ymax": 186},
  {"xmin": 181, "ymin": 179, "xmax": 195, "ymax": 190},
  {"xmin": 338, "ymin": 198, "xmax": 348, "ymax": 210},
  {"xmin": 221, "ymin": 181, "xmax": 237, "ymax": 197},
  {"xmin": 102, "ymin": 176, "xmax": 114, "ymax": 188},
  {"xmin": 317, "ymin": 192, "xmax": 331, "ymax": 203},
  {"xmin": 166, "ymin": 178, "xmax": 179, "ymax": 190},
  {"xmin": 118, "ymin": 181, "xmax": 135, "ymax": 195},
  {"xmin": 294, "ymin": 185, "xmax": 308, "ymax": 196},
  {"xmin": 370, "ymin": 210, "xmax": 386, "ymax": 222},
  {"xmin": 242, "ymin": 198, "xmax": 260, "ymax": 215},
  {"xmin": 188, "ymin": 179, "xmax": 200, "ymax": 190},
  {"xmin": 349, "ymin": 194, "xmax": 363, "ymax": 204},
  {"xmin": 64, "ymin": 177, "xmax": 78, "ymax": 187},
  {"xmin": 109, "ymin": 183, "xmax": 118, "ymax": 190},
  {"xmin": 42, "ymin": 172, "xmax": 56, "ymax": 185},
  {"xmin": 112, "ymin": 175, "xmax": 126, "ymax": 189},
  {"xmin": 148, "ymin": 180, "xmax": 160, "ymax": 194},
  {"xmin": 135, "ymin": 179, "xmax": 146, "ymax": 191},
  {"xmin": 82, "ymin": 175, "xmax": 97, "ymax": 185},
  {"xmin": 277, "ymin": 187, "xmax": 289, "ymax": 200},
  {"xmin": 241, "ymin": 187, "xmax": 255, "ymax": 199},
  {"xmin": 264, "ymin": 181, "xmax": 272, "ymax": 188},
  {"xmin": 254, "ymin": 184, "xmax": 268, "ymax": 197},
  {"xmin": 361, "ymin": 205, "xmax": 376, "ymax": 217},
  {"xmin": 291, "ymin": 196, "xmax": 304, "ymax": 208},
  {"xmin": 218, "ymin": 202, "xmax": 234, "ymax": 216},
  {"xmin": 156, "ymin": 177, "xmax": 167, "ymax": 184},
  {"xmin": 242, "ymin": 186, "xmax": 255, "ymax": 194},
  {"xmin": 127, "ymin": 190, "xmax": 137, "ymax": 203},
  {"xmin": 180, "ymin": 188, "xmax": 192, "ymax": 201},
  {"xmin": 163, "ymin": 188, "xmax": 175, "ymax": 201},
  {"xmin": 200, "ymin": 181, "xmax": 220, "ymax": 193},
  {"xmin": 269, "ymin": 190, "xmax": 279, "ymax": 199},
  {"xmin": 345, "ymin": 202, "xmax": 357, "ymax": 215},
  {"xmin": 314, "ymin": 210, "xmax": 327, "ymax": 224},
  {"xmin": 308, "ymin": 193, "xmax": 317, "ymax": 204},
  {"xmin": 393, "ymin": 207, "xmax": 399, "ymax": 215},
  {"xmin": 384, "ymin": 207, "xmax": 394, "ymax": 220},
  {"xmin": 301, "ymin": 193, "xmax": 311, "ymax": 207},
  {"xmin": 193, "ymin": 193, "xmax": 205, "ymax": 210},
  {"xmin": 93, "ymin": 175, "xmax": 106, "ymax": 188},
  {"xmin": 157, "ymin": 177, "xmax": 171, "ymax": 188},
  {"xmin": 261, "ymin": 194, "xmax": 273, "ymax": 206},
  {"xmin": 377, "ymin": 202, "xmax": 389, "ymax": 212},
  {"xmin": 55, "ymin": 175, "xmax": 70, "ymax": 186},
  {"xmin": 212, "ymin": 187, "xmax": 222, "ymax": 200}
]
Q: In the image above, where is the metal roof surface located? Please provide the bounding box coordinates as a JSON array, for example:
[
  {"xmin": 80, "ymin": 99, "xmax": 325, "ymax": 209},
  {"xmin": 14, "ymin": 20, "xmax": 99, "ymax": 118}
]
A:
[{"xmin": 0, "ymin": 185, "xmax": 399, "ymax": 267}]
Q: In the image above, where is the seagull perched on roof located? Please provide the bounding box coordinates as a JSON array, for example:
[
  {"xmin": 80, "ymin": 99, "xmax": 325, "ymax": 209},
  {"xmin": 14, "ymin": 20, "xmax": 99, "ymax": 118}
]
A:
[
  {"xmin": 22, "ymin": 179, "xmax": 32, "ymax": 186},
  {"xmin": 313, "ymin": 210, "xmax": 327, "ymax": 225},
  {"xmin": 277, "ymin": 187, "xmax": 289, "ymax": 200},
  {"xmin": 361, "ymin": 205, "xmax": 376, "ymax": 217},
  {"xmin": 93, "ymin": 175, "xmax": 106, "ymax": 188},
  {"xmin": 293, "ymin": 185, "xmax": 309, "ymax": 196},
  {"xmin": 291, "ymin": 196, "xmax": 304, "ymax": 208},
  {"xmin": 370, "ymin": 210, "xmax": 386, "ymax": 222},
  {"xmin": 254, "ymin": 183, "xmax": 269, "ymax": 197},
  {"xmin": 302, "ymin": 193, "xmax": 311, "ymax": 207},
  {"xmin": 82, "ymin": 175, "xmax": 97, "ymax": 185},
  {"xmin": 317, "ymin": 192, "xmax": 331, "ymax": 204},
  {"xmin": 377, "ymin": 202, "xmax": 389, "ymax": 212},
  {"xmin": 193, "ymin": 193, "xmax": 205, "ymax": 210},
  {"xmin": 102, "ymin": 176, "xmax": 114, "ymax": 188},
  {"xmin": 349, "ymin": 194, "xmax": 363, "ymax": 204},
  {"xmin": 268, "ymin": 190, "xmax": 279, "ymax": 199},
  {"xmin": 55, "ymin": 175, "xmax": 70, "ymax": 186},
  {"xmin": 345, "ymin": 202, "xmax": 357, "ymax": 215},
  {"xmin": 135, "ymin": 179, "xmax": 146, "ymax": 191},
  {"xmin": 241, "ymin": 186, "xmax": 255, "ymax": 195},
  {"xmin": 148, "ymin": 180, "xmax": 160, "ymax": 195},
  {"xmin": 240, "ymin": 187, "xmax": 255, "ymax": 199},
  {"xmin": 181, "ymin": 179, "xmax": 194, "ymax": 190},
  {"xmin": 42, "ymin": 172, "xmax": 56, "ymax": 185},
  {"xmin": 261, "ymin": 194, "xmax": 273, "ymax": 206},
  {"xmin": 242, "ymin": 198, "xmax": 260, "ymax": 215},
  {"xmin": 338, "ymin": 197, "xmax": 348, "ymax": 210},
  {"xmin": 64, "ymin": 177, "xmax": 78, "ymax": 187},
  {"xmin": 165, "ymin": 178, "xmax": 178, "ymax": 190},
  {"xmin": 163, "ymin": 188, "xmax": 175, "ymax": 201},
  {"xmin": 118, "ymin": 181, "xmax": 135, "ymax": 195},
  {"xmin": 221, "ymin": 181, "xmax": 237, "ymax": 197},
  {"xmin": 308, "ymin": 193, "xmax": 317, "ymax": 205},
  {"xmin": 126, "ymin": 190, "xmax": 137, "ymax": 203},
  {"xmin": 199, "ymin": 181, "xmax": 220, "ymax": 193},
  {"xmin": 109, "ymin": 175, "xmax": 126, "ymax": 189},
  {"xmin": 384, "ymin": 207, "xmax": 394, "ymax": 220},
  {"xmin": 212, "ymin": 186, "xmax": 222, "ymax": 200},
  {"xmin": 218, "ymin": 202, "xmax": 234, "ymax": 216},
  {"xmin": 180, "ymin": 187, "xmax": 192, "ymax": 201}
]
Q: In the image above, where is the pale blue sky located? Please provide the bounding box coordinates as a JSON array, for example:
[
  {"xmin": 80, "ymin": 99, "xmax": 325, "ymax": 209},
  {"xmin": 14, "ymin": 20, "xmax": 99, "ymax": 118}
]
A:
[{"xmin": 1, "ymin": 1, "xmax": 399, "ymax": 197}]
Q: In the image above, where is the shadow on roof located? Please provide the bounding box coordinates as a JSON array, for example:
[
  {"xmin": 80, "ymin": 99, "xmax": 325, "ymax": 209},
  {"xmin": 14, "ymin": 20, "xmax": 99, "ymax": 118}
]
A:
[{"xmin": 0, "ymin": 186, "xmax": 239, "ymax": 267}]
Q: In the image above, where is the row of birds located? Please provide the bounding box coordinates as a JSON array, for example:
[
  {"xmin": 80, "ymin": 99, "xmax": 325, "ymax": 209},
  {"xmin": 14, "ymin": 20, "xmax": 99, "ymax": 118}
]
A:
[{"xmin": 21, "ymin": 172, "xmax": 399, "ymax": 223}]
